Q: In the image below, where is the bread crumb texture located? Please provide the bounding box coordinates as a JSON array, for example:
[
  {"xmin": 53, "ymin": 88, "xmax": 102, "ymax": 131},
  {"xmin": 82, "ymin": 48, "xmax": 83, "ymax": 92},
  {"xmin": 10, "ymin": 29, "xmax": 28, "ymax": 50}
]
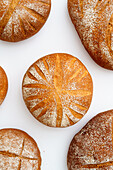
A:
[
  {"xmin": 68, "ymin": 0, "xmax": 113, "ymax": 70},
  {"xmin": 0, "ymin": 0, "xmax": 51, "ymax": 42},
  {"xmin": 22, "ymin": 53, "xmax": 93, "ymax": 128},
  {"xmin": 0, "ymin": 128, "xmax": 41, "ymax": 170},
  {"xmin": 67, "ymin": 110, "xmax": 113, "ymax": 170}
]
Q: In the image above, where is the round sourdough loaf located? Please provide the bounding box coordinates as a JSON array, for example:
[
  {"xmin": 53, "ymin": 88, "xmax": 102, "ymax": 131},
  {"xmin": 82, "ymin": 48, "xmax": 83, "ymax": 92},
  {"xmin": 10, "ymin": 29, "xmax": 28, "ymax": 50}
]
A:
[
  {"xmin": 22, "ymin": 53, "xmax": 93, "ymax": 128},
  {"xmin": 68, "ymin": 0, "xmax": 113, "ymax": 70},
  {"xmin": 67, "ymin": 110, "xmax": 113, "ymax": 170},
  {"xmin": 0, "ymin": 0, "xmax": 51, "ymax": 42},
  {"xmin": 0, "ymin": 66, "xmax": 8, "ymax": 105},
  {"xmin": 0, "ymin": 128, "xmax": 41, "ymax": 169}
]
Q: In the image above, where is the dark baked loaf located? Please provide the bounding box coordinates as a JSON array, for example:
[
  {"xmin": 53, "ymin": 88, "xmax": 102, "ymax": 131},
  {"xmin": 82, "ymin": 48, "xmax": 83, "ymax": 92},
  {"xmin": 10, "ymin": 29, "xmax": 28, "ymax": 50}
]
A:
[
  {"xmin": 68, "ymin": 0, "xmax": 113, "ymax": 70},
  {"xmin": 67, "ymin": 110, "xmax": 113, "ymax": 170},
  {"xmin": 22, "ymin": 53, "xmax": 93, "ymax": 128},
  {"xmin": 0, "ymin": 128, "xmax": 41, "ymax": 169},
  {"xmin": 0, "ymin": 0, "xmax": 51, "ymax": 42}
]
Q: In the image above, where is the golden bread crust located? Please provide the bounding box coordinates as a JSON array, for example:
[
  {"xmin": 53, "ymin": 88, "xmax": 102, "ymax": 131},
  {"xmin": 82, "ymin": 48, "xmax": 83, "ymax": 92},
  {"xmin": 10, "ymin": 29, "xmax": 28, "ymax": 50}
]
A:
[
  {"xmin": 68, "ymin": 0, "xmax": 113, "ymax": 70},
  {"xmin": 0, "ymin": 0, "xmax": 51, "ymax": 42},
  {"xmin": 0, "ymin": 128, "xmax": 41, "ymax": 170},
  {"xmin": 22, "ymin": 53, "xmax": 93, "ymax": 128},
  {"xmin": 0, "ymin": 66, "xmax": 8, "ymax": 105}
]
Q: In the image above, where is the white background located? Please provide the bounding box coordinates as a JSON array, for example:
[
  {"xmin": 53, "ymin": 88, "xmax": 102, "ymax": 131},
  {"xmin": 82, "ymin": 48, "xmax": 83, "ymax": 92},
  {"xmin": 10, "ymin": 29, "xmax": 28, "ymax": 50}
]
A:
[{"xmin": 0, "ymin": 0, "xmax": 113, "ymax": 169}]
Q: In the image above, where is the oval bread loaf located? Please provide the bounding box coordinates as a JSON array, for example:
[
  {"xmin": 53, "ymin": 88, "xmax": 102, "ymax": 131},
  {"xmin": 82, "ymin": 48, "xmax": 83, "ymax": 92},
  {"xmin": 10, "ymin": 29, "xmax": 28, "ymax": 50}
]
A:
[
  {"xmin": 22, "ymin": 53, "xmax": 93, "ymax": 128},
  {"xmin": 0, "ymin": 0, "xmax": 51, "ymax": 42},
  {"xmin": 0, "ymin": 128, "xmax": 41, "ymax": 169},
  {"xmin": 67, "ymin": 110, "xmax": 113, "ymax": 170},
  {"xmin": 68, "ymin": 0, "xmax": 113, "ymax": 70}
]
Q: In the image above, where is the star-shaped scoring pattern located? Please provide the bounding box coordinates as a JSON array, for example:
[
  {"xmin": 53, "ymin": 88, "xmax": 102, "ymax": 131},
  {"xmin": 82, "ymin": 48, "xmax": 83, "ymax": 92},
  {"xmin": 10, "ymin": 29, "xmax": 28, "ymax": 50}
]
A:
[
  {"xmin": 0, "ymin": 0, "xmax": 51, "ymax": 42},
  {"xmin": 22, "ymin": 53, "xmax": 93, "ymax": 127}
]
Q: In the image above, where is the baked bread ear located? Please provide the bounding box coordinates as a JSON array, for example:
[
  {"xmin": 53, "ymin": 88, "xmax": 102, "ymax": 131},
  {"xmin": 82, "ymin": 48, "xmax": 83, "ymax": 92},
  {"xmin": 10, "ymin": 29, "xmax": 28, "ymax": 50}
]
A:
[
  {"xmin": 68, "ymin": 0, "xmax": 113, "ymax": 70},
  {"xmin": 0, "ymin": 0, "xmax": 51, "ymax": 42},
  {"xmin": 0, "ymin": 66, "xmax": 8, "ymax": 105},
  {"xmin": 0, "ymin": 128, "xmax": 41, "ymax": 169},
  {"xmin": 22, "ymin": 53, "xmax": 93, "ymax": 127},
  {"xmin": 67, "ymin": 110, "xmax": 113, "ymax": 170}
]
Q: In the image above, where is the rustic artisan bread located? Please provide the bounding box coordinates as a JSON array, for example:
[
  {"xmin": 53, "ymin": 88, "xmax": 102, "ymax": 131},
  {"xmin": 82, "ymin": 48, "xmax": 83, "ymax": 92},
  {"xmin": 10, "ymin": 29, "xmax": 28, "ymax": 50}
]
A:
[
  {"xmin": 0, "ymin": 0, "xmax": 51, "ymax": 42},
  {"xmin": 0, "ymin": 66, "xmax": 8, "ymax": 105},
  {"xmin": 68, "ymin": 0, "xmax": 113, "ymax": 70},
  {"xmin": 67, "ymin": 110, "xmax": 113, "ymax": 170},
  {"xmin": 22, "ymin": 53, "xmax": 93, "ymax": 128},
  {"xmin": 0, "ymin": 128, "xmax": 41, "ymax": 169}
]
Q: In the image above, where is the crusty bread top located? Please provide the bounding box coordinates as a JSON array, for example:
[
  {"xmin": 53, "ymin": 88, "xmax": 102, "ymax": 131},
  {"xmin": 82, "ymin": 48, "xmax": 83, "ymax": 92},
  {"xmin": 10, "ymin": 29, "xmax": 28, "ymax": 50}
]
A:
[
  {"xmin": 0, "ymin": 66, "xmax": 8, "ymax": 105},
  {"xmin": 68, "ymin": 0, "xmax": 113, "ymax": 70},
  {"xmin": 22, "ymin": 53, "xmax": 93, "ymax": 128},
  {"xmin": 0, "ymin": 128, "xmax": 41, "ymax": 170},
  {"xmin": 0, "ymin": 0, "xmax": 51, "ymax": 42},
  {"xmin": 67, "ymin": 110, "xmax": 113, "ymax": 170}
]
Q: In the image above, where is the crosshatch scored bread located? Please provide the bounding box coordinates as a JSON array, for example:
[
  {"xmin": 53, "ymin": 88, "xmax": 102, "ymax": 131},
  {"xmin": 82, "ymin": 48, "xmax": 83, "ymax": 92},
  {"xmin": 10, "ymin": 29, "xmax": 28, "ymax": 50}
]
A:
[
  {"xmin": 0, "ymin": 0, "xmax": 51, "ymax": 42},
  {"xmin": 0, "ymin": 128, "xmax": 41, "ymax": 169},
  {"xmin": 22, "ymin": 53, "xmax": 93, "ymax": 128},
  {"xmin": 68, "ymin": 0, "xmax": 113, "ymax": 70},
  {"xmin": 0, "ymin": 66, "xmax": 8, "ymax": 105},
  {"xmin": 67, "ymin": 110, "xmax": 113, "ymax": 170}
]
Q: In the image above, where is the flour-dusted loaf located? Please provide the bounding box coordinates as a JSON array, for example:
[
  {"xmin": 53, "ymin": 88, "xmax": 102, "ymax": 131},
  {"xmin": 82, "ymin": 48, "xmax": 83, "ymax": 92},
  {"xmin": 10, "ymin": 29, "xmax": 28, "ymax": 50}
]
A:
[
  {"xmin": 67, "ymin": 110, "xmax": 113, "ymax": 170},
  {"xmin": 22, "ymin": 53, "xmax": 93, "ymax": 128},
  {"xmin": 0, "ymin": 128, "xmax": 41, "ymax": 169},
  {"xmin": 0, "ymin": 0, "xmax": 51, "ymax": 42},
  {"xmin": 0, "ymin": 66, "xmax": 8, "ymax": 105},
  {"xmin": 68, "ymin": 0, "xmax": 113, "ymax": 70}
]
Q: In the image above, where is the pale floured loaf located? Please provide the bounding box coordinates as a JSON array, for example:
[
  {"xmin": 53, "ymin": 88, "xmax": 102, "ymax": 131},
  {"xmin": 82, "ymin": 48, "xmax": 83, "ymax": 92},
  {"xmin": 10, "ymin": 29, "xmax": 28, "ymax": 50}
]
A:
[
  {"xmin": 0, "ymin": 128, "xmax": 41, "ymax": 169},
  {"xmin": 68, "ymin": 0, "xmax": 113, "ymax": 70},
  {"xmin": 67, "ymin": 110, "xmax": 113, "ymax": 170},
  {"xmin": 0, "ymin": 66, "xmax": 8, "ymax": 105},
  {"xmin": 22, "ymin": 53, "xmax": 93, "ymax": 128},
  {"xmin": 0, "ymin": 0, "xmax": 51, "ymax": 42}
]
